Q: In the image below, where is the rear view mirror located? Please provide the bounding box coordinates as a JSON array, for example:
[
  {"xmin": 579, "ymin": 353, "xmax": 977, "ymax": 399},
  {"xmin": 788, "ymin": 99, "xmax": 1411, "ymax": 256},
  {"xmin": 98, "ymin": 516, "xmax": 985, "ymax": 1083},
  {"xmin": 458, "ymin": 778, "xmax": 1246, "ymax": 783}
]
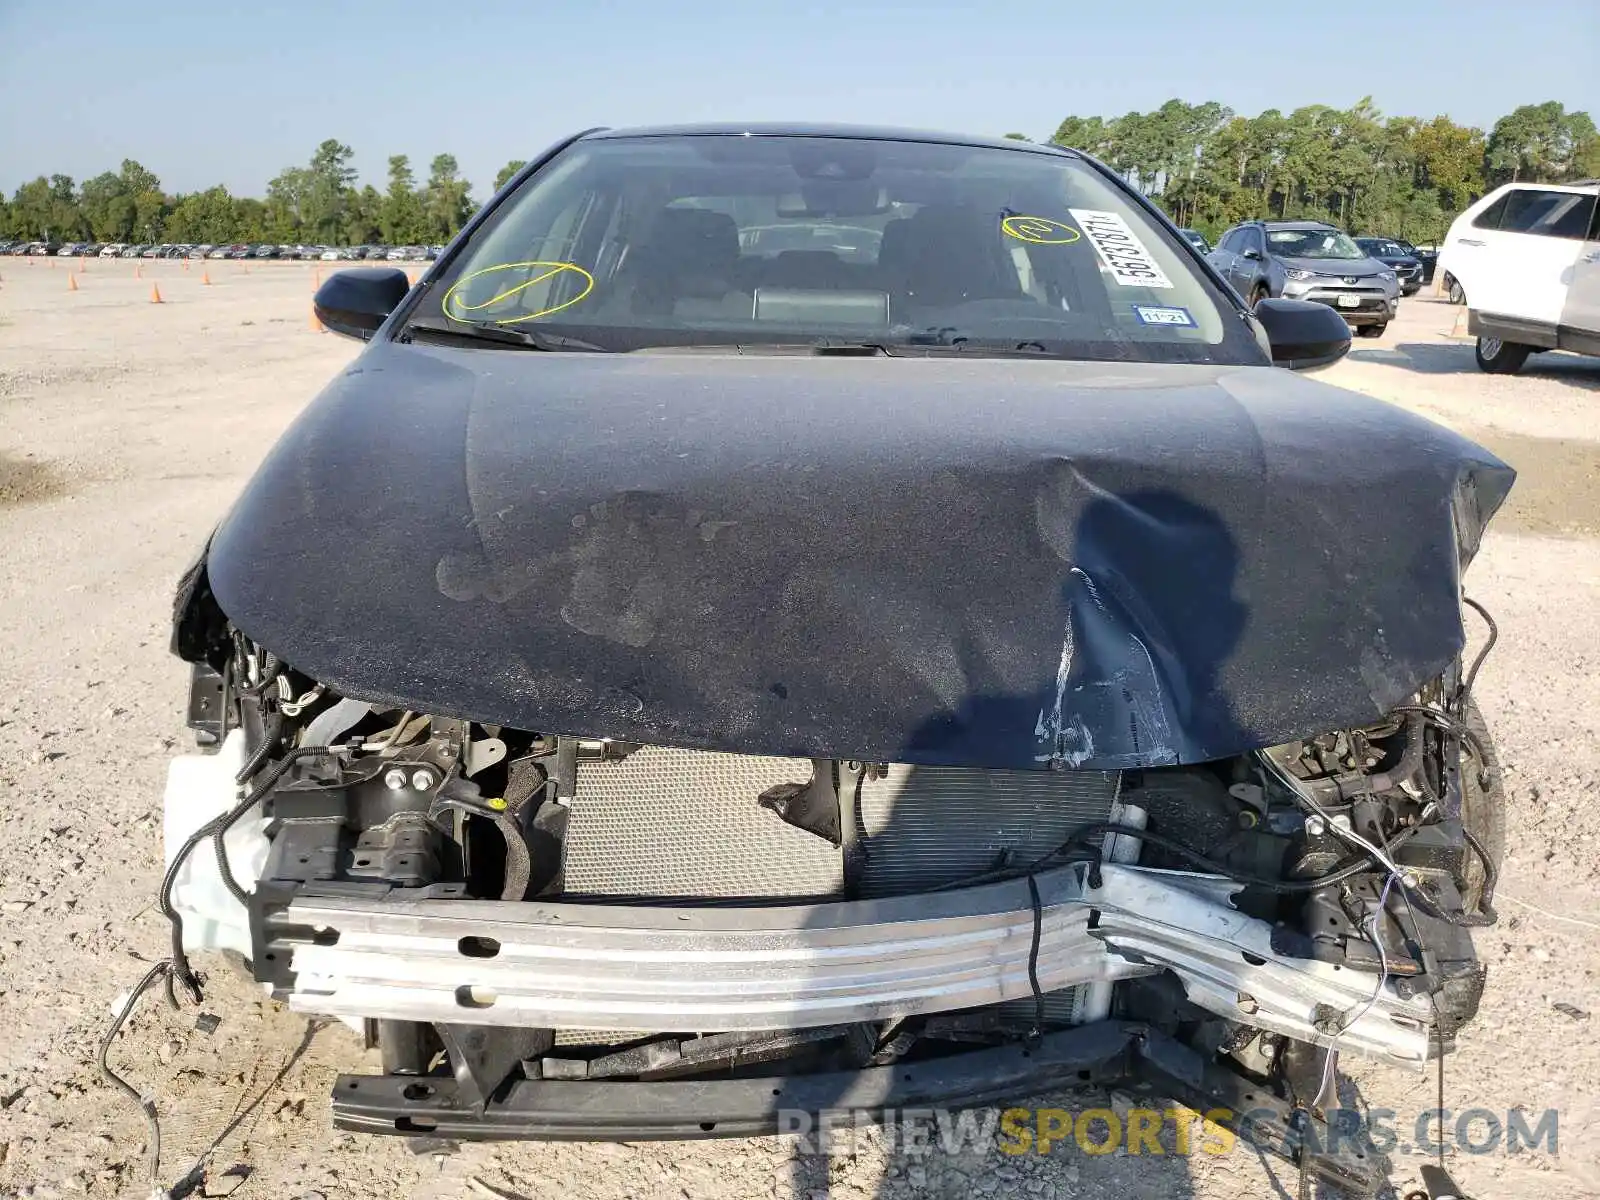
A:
[
  {"xmin": 1253, "ymin": 297, "xmax": 1352, "ymax": 371},
  {"xmin": 776, "ymin": 182, "xmax": 892, "ymax": 218},
  {"xmin": 313, "ymin": 267, "xmax": 412, "ymax": 340}
]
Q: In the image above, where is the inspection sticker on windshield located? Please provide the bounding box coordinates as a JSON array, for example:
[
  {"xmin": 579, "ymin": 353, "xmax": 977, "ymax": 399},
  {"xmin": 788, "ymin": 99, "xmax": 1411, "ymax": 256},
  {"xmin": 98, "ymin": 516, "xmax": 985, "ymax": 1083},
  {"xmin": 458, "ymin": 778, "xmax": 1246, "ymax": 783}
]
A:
[
  {"xmin": 1133, "ymin": 305, "xmax": 1195, "ymax": 327},
  {"xmin": 1068, "ymin": 208, "xmax": 1173, "ymax": 289}
]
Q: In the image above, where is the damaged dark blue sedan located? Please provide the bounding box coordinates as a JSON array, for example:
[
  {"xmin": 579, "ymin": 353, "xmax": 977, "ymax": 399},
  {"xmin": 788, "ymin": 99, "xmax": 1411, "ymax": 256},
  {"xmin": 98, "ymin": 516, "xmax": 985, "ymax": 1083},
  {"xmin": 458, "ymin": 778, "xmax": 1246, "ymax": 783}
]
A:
[{"xmin": 159, "ymin": 125, "xmax": 1512, "ymax": 1195}]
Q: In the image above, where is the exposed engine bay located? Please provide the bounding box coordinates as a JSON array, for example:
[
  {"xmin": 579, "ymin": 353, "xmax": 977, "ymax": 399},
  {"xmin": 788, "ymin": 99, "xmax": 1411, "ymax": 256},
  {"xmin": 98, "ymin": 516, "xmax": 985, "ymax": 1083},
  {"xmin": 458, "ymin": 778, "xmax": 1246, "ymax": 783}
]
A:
[{"xmin": 156, "ymin": 616, "xmax": 1503, "ymax": 1195}]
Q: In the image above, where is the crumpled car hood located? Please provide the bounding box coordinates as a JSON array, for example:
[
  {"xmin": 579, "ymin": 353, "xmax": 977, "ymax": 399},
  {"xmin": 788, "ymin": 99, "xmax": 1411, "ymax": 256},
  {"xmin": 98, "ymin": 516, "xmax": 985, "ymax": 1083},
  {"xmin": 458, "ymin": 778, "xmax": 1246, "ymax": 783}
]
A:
[{"xmin": 200, "ymin": 345, "xmax": 1512, "ymax": 770}]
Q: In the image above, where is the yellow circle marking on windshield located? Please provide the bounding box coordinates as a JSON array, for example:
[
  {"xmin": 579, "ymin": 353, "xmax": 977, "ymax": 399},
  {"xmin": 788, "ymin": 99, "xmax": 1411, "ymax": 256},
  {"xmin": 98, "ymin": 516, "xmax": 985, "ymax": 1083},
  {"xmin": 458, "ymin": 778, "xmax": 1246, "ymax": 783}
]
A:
[
  {"xmin": 443, "ymin": 260, "xmax": 595, "ymax": 325},
  {"xmin": 1002, "ymin": 216, "xmax": 1081, "ymax": 245}
]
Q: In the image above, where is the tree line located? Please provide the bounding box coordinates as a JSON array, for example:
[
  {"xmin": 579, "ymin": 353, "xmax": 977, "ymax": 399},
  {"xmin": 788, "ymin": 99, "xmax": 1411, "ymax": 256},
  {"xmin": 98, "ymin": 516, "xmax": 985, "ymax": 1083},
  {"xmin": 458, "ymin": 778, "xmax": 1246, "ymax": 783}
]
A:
[
  {"xmin": 1045, "ymin": 98, "xmax": 1598, "ymax": 241},
  {"xmin": 0, "ymin": 140, "xmax": 531, "ymax": 246},
  {"xmin": 4, "ymin": 101, "xmax": 1596, "ymax": 247}
]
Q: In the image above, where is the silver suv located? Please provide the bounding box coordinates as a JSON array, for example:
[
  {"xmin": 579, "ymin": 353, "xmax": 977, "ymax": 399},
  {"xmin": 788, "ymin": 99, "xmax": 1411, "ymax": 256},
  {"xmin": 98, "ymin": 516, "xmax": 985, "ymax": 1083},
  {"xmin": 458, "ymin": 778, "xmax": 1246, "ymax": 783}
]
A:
[{"xmin": 1209, "ymin": 220, "xmax": 1400, "ymax": 337}]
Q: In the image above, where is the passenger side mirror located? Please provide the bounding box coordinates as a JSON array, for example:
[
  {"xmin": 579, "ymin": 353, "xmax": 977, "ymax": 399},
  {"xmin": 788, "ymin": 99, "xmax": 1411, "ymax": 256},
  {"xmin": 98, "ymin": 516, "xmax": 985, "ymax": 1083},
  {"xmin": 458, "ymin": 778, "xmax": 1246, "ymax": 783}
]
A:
[
  {"xmin": 1241, "ymin": 248, "xmax": 1263, "ymax": 261},
  {"xmin": 1253, "ymin": 297, "xmax": 1352, "ymax": 371},
  {"xmin": 313, "ymin": 267, "xmax": 412, "ymax": 340}
]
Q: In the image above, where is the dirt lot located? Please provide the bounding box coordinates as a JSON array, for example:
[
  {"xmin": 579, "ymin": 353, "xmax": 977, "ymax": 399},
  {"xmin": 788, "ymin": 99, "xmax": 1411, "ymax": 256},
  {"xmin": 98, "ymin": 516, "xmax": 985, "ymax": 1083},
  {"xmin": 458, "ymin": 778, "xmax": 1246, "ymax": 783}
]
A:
[{"xmin": 1, "ymin": 259, "xmax": 1598, "ymax": 1200}]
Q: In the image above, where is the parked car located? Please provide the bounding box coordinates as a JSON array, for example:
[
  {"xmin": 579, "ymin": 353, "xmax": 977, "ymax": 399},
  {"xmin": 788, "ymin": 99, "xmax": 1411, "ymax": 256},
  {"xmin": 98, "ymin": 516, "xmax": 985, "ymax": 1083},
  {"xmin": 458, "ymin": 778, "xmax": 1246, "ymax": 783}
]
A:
[
  {"xmin": 1395, "ymin": 238, "xmax": 1439, "ymax": 283},
  {"xmin": 1208, "ymin": 219, "xmax": 1400, "ymax": 336},
  {"xmin": 1177, "ymin": 228, "xmax": 1211, "ymax": 254},
  {"xmin": 1353, "ymin": 237, "xmax": 1424, "ymax": 295},
  {"xmin": 98, "ymin": 243, "xmax": 125, "ymax": 258},
  {"xmin": 1437, "ymin": 179, "xmax": 1600, "ymax": 374},
  {"xmin": 249, "ymin": 243, "xmax": 280, "ymax": 259},
  {"xmin": 160, "ymin": 125, "xmax": 1508, "ymax": 1197}
]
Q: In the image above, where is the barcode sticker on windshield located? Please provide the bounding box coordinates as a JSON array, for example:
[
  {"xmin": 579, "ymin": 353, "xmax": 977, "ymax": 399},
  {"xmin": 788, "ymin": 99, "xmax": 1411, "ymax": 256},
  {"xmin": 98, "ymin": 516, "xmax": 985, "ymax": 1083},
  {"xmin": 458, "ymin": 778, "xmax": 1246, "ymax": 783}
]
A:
[{"xmin": 1068, "ymin": 208, "xmax": 1173, "ymax": 289}]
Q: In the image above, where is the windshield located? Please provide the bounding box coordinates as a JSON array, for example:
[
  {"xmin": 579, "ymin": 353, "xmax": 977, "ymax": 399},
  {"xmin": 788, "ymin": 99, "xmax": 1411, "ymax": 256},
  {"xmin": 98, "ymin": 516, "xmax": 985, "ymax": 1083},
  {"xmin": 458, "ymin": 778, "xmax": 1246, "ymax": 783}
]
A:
[
  {"xmin": 1266, "ymin": 228, "xmax": 1367, "ymax": 261},
  {"xmin": 410, "ymin": 135, "xmax": 1259, "ymax": 363}
]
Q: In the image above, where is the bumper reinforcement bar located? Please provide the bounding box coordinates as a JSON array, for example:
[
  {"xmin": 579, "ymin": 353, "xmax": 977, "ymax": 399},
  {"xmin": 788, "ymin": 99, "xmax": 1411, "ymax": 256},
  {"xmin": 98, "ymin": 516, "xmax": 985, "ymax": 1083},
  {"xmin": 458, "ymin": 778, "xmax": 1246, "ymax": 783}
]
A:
[{"xmin": 284, "ymin": 864, "xmax": 1434, "ymax": 1065}]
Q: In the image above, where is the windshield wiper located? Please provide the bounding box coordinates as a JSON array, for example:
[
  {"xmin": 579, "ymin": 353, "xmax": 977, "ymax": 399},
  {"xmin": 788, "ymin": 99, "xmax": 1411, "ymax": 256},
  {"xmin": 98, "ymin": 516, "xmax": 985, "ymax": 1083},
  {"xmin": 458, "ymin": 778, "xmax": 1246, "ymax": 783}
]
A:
[
  {"xmin": 630, "ymin": 335, "xmax": 1057, "ymax": 358},
  {"xmin": 630, "ymin": 341, "xmax": 889, "ymax": 356},
  {"xmin": 401, "ymin": 318, "xmax": 609, "ymax": 352}
]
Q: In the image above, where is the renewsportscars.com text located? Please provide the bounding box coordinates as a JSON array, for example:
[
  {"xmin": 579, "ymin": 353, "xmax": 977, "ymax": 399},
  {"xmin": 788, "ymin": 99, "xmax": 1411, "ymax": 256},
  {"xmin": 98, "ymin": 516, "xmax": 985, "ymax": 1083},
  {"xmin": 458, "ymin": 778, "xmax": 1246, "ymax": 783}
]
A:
[{"xmin": 776, "ymin": 1105, "xmax": 1559, "ymax": 1159}]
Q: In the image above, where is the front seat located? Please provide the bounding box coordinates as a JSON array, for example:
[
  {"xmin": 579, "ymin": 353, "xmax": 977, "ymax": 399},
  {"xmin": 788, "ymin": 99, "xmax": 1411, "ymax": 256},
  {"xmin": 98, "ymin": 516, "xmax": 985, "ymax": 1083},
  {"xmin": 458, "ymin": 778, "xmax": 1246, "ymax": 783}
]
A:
[
  {"xmin": 626, "ymin": 208, "xmax": 749, "ymax": 319},
  {"xmin": 880, "ymin": 205, "xmax": 1020, "ymax": 311}
]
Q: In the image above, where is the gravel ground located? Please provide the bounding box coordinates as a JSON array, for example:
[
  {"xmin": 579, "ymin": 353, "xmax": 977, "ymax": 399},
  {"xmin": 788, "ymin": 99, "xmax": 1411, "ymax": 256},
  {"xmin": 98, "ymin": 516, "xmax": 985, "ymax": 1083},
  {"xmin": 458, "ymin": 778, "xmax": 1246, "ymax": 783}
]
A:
[{"xmin": 1, "ymin": 260, "xmax": 1597, "ymax": 1200}]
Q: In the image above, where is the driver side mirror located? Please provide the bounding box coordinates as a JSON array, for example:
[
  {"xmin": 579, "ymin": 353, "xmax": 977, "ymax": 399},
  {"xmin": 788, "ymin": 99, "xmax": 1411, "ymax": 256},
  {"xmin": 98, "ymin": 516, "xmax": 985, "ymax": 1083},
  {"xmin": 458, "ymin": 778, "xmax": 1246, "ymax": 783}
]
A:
[
  {"xmin": 1241, "ymin": 248, "xmax": 1263, "ymax": 261},
  {"xmin": 1253, "ymin": 297, "xmax": 1352, "ymax": 371},
  {"xmin": 313, "ymin": 267, "xmax": 412, "ymax": 340}
]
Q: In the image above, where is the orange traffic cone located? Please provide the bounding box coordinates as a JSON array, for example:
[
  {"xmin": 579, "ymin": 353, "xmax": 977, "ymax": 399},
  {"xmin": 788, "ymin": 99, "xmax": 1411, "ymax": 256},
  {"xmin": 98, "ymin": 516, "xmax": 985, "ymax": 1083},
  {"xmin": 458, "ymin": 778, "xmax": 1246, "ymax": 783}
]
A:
[
  {"xmin": 134, "ymin": 263, "xmax": 142, "ymax": 279},
  {"xmin": 201, "ymin": 269, "xmax": 211, "ymax": 286},
  {"xmin": 1450, "ymin": 307, "xmax": 1469, "ymax": 338},
  {"xmin": 182, "ymin": 259, "xmax": 190, "ymax": 271},
  {"xmin": 78, "ymin": 257, "xmax": 87, "ymax": 273},
  {"xmin": 313, "ymin": 268, "xmax": 321, "ymax": 288},
  {"xmin": 150, "ymin": 283, "xmax": 163, "ymax": 304},
  {"xmin": 309, "ymin": 304, "xmax": 325, "ymax": 333},
  {"xmin": 68, "ymin": 273, "xmax": 79, "ymax": 291}
]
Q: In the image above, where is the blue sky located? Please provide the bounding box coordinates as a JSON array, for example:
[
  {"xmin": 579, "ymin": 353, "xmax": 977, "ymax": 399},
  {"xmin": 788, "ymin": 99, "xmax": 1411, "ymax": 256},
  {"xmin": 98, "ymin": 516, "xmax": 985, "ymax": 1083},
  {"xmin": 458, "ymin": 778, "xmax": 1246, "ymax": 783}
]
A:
[{"xmin": 2, "ymin": 0, "xmax": 1596, "ymax": 200}]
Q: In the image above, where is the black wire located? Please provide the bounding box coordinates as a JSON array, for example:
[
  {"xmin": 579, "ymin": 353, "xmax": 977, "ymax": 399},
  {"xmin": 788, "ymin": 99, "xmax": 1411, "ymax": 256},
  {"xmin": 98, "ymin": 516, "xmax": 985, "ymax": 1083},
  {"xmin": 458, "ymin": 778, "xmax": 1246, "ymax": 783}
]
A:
[
  {"xmin": 98, "ymin": 960, "xmax": 172, "ymax": 1187},
  {"xmin": 214, "ymin": 746, "xmax": 333, "ymax": 904},
  {"xmin": 236, "ymin": 652, "xmax": 283, "ymax": 697},
  {"xmin": 217, "ymin": 657, "xmax": 233, "ymax": 743},
  {"xmin": 927, "ymin": 821, "xmax": 1405, "ymax": 896},
  {"xmin": 1024, "ymin": 874, "xmax": 1044, "ymax": 1043},
  {"xmin": 161, "ymin": 744, "xmax": 335, "ymax": 994},
  {"xmin": 1063, "ymin": 821, "xmax": 1400, "ymax": 893},
  {"xmin": 925, "ymin": 847, "xmax": 1097, "ymax": 892},
  {"xmin": 1461, "ymin": 826, "xmax": 1500, "ymax": 922},
  {"xmin": 234, "ymin": 711, "xmax": 284, "ymax": 786},
  {"xmin": 1389, "ymin": 704, "xmax": 1492, "ymax": 785},
  {"xmin": 1437, "ymin": 1006, "xmax": 1447, "ymax": 1172},
  {"xmin": 1455, "ymin": 596, "xmax": 1496, "ymax": 712},
  {"xmin": 1398, "ymin": 874, "xmax": 1495, "ymax": 928}
]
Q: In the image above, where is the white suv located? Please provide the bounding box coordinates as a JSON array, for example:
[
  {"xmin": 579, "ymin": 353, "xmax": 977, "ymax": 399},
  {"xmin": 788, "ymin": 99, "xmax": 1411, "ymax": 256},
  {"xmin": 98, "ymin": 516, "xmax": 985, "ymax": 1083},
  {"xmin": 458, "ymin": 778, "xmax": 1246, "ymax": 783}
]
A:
[{"xmin": 1437, "ymin": 179, "xmax": 1600, "ymax": 373}]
